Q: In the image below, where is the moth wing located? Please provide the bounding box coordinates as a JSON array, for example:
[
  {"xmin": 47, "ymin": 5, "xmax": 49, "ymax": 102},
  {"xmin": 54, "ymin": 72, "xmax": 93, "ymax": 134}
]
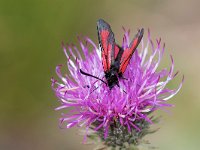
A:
[
  {"xmin": 97, "ymin": 19, "xmax": 116, "ymax": 72},
  {"xmin": 119, "ymin": 28, "xmax": 144, "ymax": 74}
]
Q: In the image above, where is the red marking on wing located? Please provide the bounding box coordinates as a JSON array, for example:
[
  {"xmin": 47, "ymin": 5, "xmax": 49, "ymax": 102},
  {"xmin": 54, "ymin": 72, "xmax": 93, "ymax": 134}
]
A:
[
  {"xmin": 100, "ymin": 31, "xmax": 109, "ymax": 55},
  {"xmin": 100, "ymin": 30, "xmax": 110, "ymax": 71},
  {"xmin": 114, "ymin": 45, "xmax": 120, "ymax": 59},
  {"xmin": 106, "ymin": 42, "xmax": 112, "ymax": 70},
  {"xmin": 101, "ymin": 49, "xmax": 107, "ymax": 72},
  {"xmin": 119, "ymin": 29, "xmax": 144, "ymax": 74}
]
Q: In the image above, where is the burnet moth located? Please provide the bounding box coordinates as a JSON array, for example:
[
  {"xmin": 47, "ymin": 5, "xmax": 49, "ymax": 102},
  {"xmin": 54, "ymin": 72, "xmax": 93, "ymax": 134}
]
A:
[{"xmin": 80, "ymin": 19, "xmax": 144, "ymax": 90}]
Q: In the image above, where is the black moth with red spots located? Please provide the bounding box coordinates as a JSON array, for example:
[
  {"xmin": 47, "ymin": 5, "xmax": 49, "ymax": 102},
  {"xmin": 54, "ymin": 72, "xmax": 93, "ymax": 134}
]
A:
[{"xmin": 80, "ymin": 19, "xmax": 144, "ymax": 89}]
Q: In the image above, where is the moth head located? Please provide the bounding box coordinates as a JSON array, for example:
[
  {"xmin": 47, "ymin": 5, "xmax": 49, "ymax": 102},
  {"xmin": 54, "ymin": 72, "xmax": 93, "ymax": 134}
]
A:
[{"xmin": 107, "ymin": 74, "xmax": 119, "ymax": 89}]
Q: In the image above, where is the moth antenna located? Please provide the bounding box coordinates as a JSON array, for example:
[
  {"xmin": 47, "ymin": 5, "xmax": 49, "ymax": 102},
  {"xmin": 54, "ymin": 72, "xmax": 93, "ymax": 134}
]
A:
[{"xmin": 80, "ymin": 69, "xmax": 107, "ymax": 85}]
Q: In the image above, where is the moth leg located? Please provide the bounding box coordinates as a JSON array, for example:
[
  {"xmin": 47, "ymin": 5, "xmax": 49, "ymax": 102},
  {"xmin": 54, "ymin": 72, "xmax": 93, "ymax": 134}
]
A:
[
  {"xmin": 90, "ymin": 82, "xmax": 104, "ymax": 94},
  {"xmin": 116, "ymin": 83, "xmax": 127, "ymax": 94},
  {"xmin": 121, "ymin": 76, "xmax": 128, "ymax": 80},
  {"xmin": 83, "ymin": 85, "xmax": 90, "ymax": 88}
]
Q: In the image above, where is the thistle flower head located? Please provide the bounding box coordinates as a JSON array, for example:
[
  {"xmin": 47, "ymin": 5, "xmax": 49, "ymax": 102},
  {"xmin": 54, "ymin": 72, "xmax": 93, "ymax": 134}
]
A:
[{"xmin": 51, "ymin": 28, "xmax": 183, "ymax": 147}]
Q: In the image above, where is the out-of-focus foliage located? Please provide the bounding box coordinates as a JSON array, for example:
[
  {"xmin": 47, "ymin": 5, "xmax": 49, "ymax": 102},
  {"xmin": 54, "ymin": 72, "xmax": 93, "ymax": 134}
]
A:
[{"xmin": 0, "ymin": 0, "xmax": 200, "ymax": 150}]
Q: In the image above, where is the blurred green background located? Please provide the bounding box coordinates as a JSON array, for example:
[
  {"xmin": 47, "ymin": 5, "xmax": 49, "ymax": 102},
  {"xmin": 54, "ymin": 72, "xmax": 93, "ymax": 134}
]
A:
[{"xmin": 0, "ymin": 0, "xmax": 199, "ymax": 149}]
